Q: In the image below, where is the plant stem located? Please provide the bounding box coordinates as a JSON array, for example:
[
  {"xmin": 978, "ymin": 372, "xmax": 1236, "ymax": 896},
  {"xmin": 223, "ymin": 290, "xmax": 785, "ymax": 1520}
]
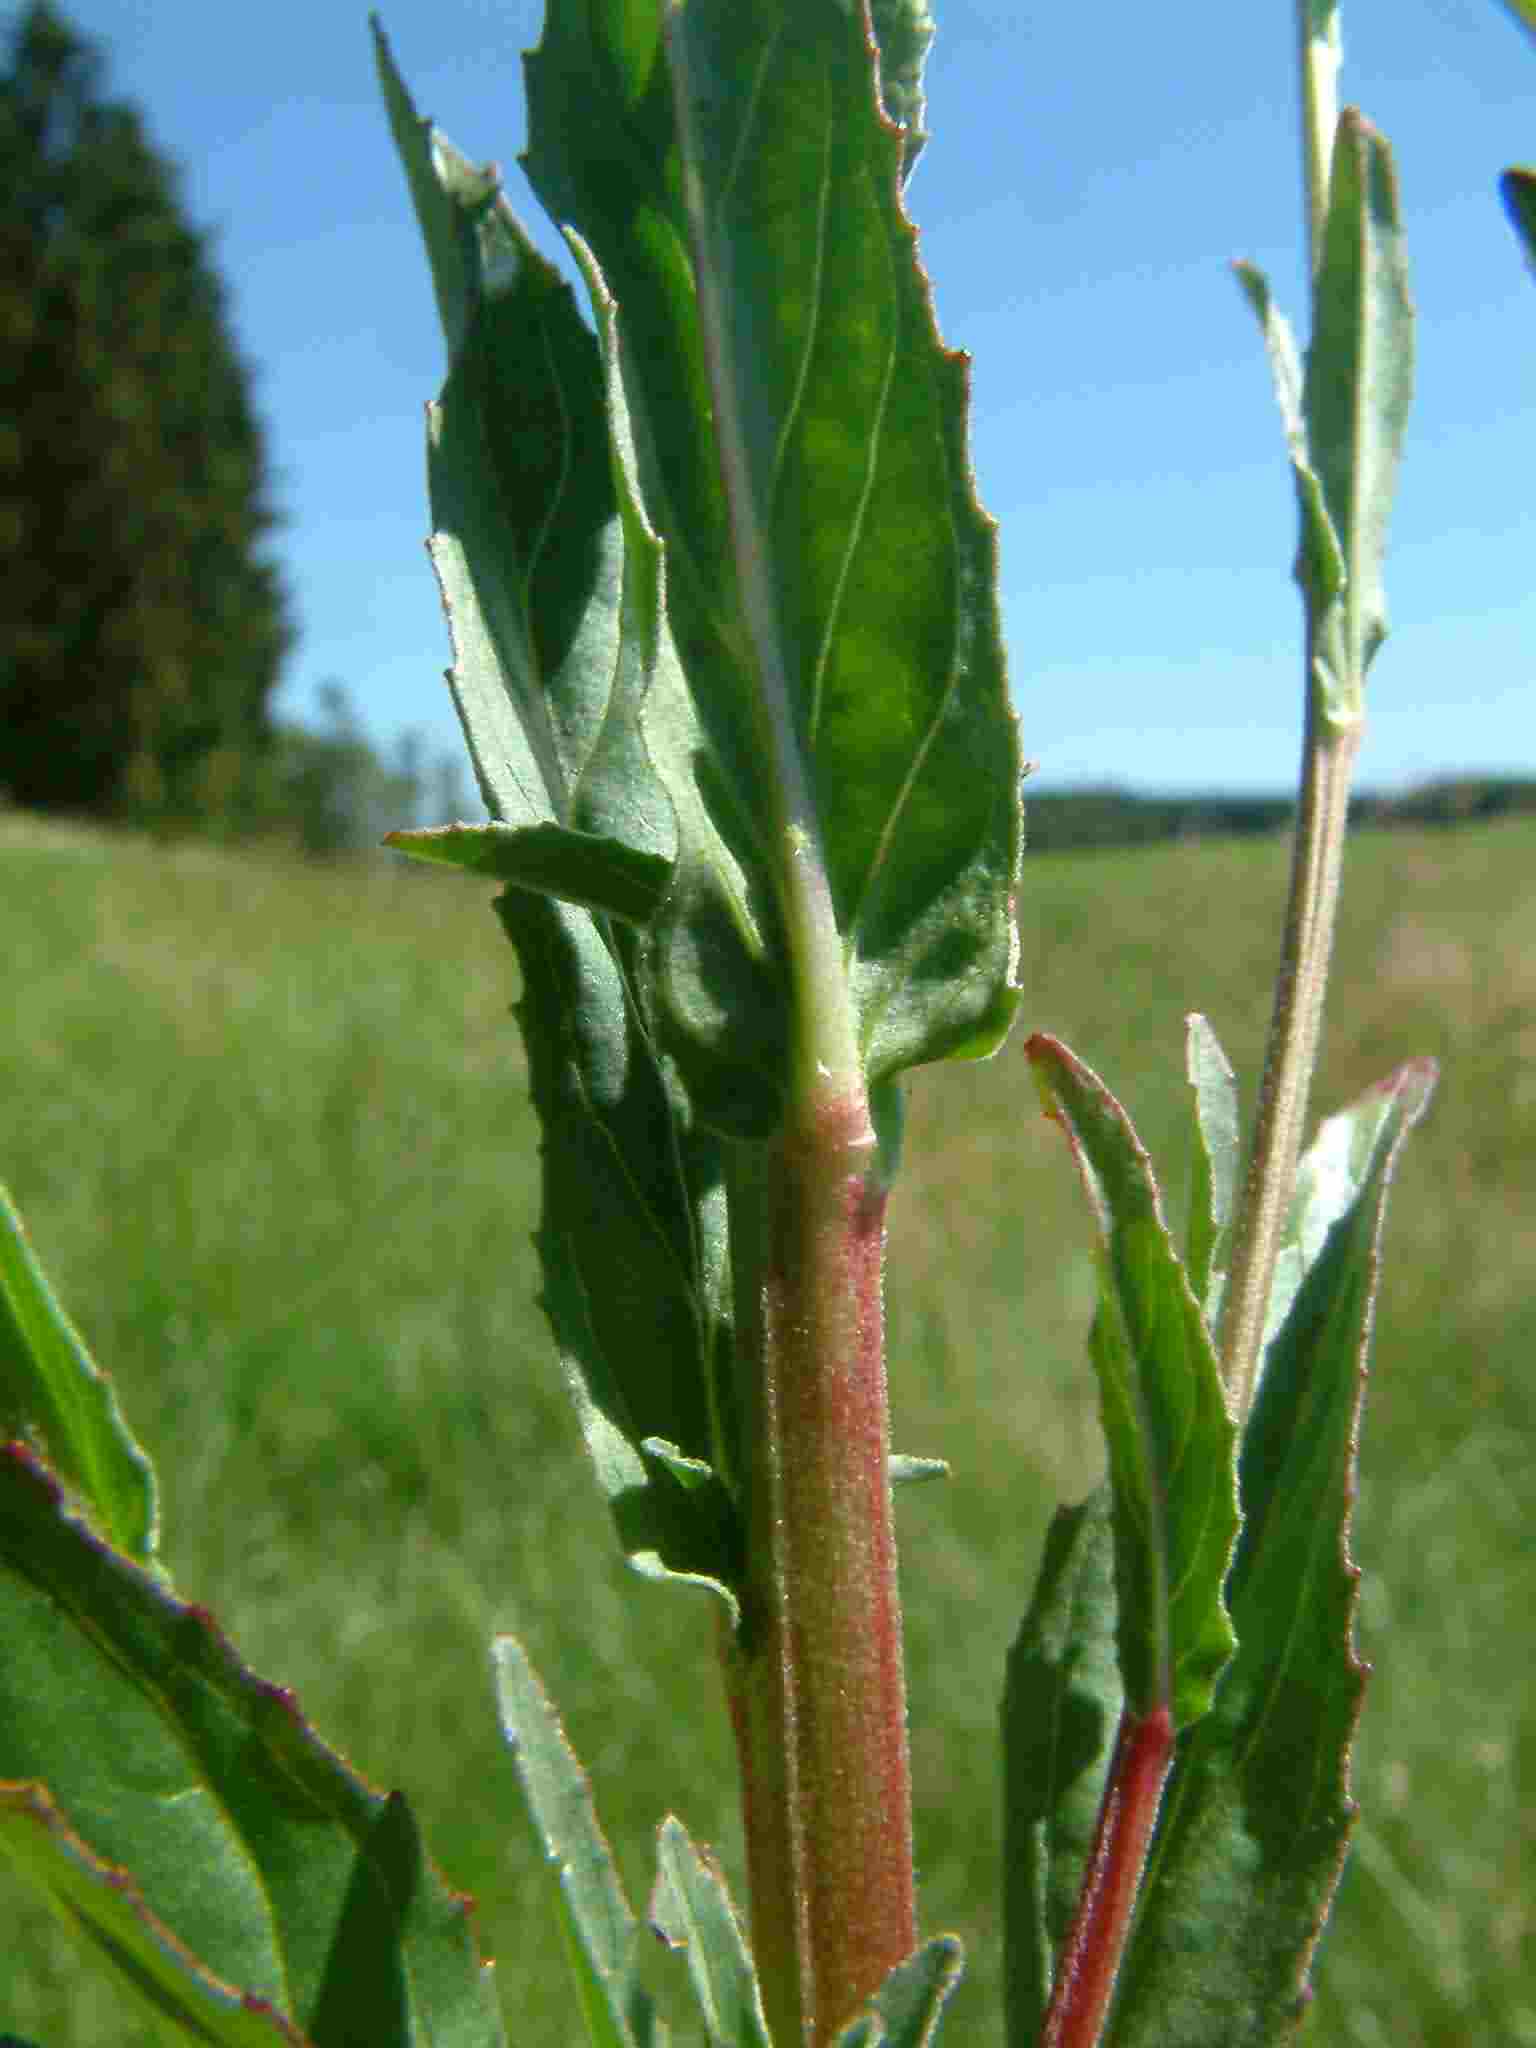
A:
[
  {"xmin": 669, "ymin": 16, "xmax": 914, "ymax": 2029},
  {"xmin": 1040, "ymin": 1708, "xmax": 1176, "ymax": 2048},
  {"xmin": 1218, "ymin": 681, "xmax": 1360, "ymax": 1421},
  {"xmin": 722, "ymin": 1102, "xmax": 916, "ymax": 2048},
  {"xmin": 1295, "ymin": 0, "xmax": 1342, "ymax": 278}
]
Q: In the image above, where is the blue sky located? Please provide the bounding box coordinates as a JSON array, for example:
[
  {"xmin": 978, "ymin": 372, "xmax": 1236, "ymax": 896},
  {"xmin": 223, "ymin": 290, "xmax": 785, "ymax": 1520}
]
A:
[{"xmin": 55, "ymin": 0, "xmax": 1536, "ymax": 795}]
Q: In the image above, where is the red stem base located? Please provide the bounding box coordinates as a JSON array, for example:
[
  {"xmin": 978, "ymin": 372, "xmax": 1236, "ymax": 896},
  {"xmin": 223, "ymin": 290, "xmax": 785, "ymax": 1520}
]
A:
[{"xmin": 1043, "ymin": 1706, "xmax": 1176, "ymax": 2048}]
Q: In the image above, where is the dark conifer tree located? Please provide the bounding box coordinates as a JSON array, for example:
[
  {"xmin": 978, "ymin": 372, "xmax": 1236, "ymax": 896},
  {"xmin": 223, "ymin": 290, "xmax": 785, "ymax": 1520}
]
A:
[{"xmin": 0, "ymin": 1, "xmax": 293, "ymax": 823}]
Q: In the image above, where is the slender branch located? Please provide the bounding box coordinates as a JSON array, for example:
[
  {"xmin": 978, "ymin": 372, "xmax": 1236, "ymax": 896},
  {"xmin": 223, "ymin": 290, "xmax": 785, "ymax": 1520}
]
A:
[
  {"xmin": 1218, "ymin": 680, "xmax": 1360, "ymax": 1421},
  {"xmin": 723, "ymin": 1105, "xmax": 915, "ymax": 2048},
  {"xmin": 1296, "ymin": 0, "xmax": 1342, "ymax": 279},
  {"xmin": 1219, "ymin": 1, "xmax": 1363, "ymax": 1422},
  {"xmin": 1041, "ymin": 1708, "xmax": 1176, "ymax": 2048}
]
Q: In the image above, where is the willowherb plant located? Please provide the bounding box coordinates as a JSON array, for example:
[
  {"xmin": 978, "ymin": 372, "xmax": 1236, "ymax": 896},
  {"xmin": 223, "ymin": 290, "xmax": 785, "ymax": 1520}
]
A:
[{"xmin": 19, "ymin": 0, "xmax": 1536, "ymax": 2040}]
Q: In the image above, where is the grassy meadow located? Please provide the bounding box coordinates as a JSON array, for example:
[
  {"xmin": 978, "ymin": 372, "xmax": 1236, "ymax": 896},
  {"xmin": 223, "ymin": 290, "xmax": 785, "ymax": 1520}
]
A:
[{"xmin": 1, "ymin": 807, "xmax": 1532, "ymax": 2045}]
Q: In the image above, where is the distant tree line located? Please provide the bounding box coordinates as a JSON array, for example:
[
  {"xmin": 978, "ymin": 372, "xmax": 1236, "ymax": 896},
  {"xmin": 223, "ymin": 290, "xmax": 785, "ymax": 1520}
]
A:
[
  {"xmin": 1024, "ymin": 776, "xmax": 1536, "ymax": 853},
  {"xmin": 1, "ymin": 2, "xmax": 476, "ymax": 857}
]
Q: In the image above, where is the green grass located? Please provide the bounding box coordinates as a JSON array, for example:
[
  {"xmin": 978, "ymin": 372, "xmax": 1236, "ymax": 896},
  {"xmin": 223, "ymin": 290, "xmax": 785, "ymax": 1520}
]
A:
[{"xmin": 1, "ymin": 809, "xmax": 1532, "ymax": 2045}]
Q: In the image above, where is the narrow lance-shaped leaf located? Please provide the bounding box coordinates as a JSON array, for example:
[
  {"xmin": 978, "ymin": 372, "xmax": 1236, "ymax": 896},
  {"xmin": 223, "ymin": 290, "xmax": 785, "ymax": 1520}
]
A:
[
  {"xmin": 384, "ymin": 821, "xmax": 671, "ymax": 925},
  {"xmin": 1106, "ymin": 1060, "xmax": 1437, "ymax": 2048},
  {"xmin": 492, "ymin": 1636, "xmax": 663, "ymax": 2048},
  {"xmin": 1237, "ymin": 109, "xmax": 1413, "ymax": 731},
  {"xmin": 1182, "ymin": 1014, "xmax": 1240, "ymax": 1318},
  {"xmin": 0, "ymin": 1445, "xmax": 504, "ymax": 2048},
  {"xmin": 0, "ymin": 1181, "xmax": 159, "ymax": 1568},
  {"xmin": 375, "ymin": 25, "xmax": 742, "ymax": 1607},
  {"xmin": 1233, "ymin": 257, "xmax": 1344, "ymax": 661},
  {"xmin": 1026, "ymin": 1036, "xmax": 1238, "ymax": 1729},
  {"xmin": 1302, "ymin": 109, "xmax": 1414, "ymax": 722},
  {"xmin": 650, "ymin": 1815, "xmax": 773, "ymax": 2048}
]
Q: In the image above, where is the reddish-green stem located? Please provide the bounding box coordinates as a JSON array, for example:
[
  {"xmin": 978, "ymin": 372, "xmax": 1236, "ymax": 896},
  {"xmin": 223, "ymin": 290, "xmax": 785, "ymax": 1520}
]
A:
[
  {"xmin": 1041, "ymin": 1708, "xmax": 1176, "ymax": 2048},
  {"xmin": 722, "ymin": 1099, "xmax": 915, "ymax": 2048}
]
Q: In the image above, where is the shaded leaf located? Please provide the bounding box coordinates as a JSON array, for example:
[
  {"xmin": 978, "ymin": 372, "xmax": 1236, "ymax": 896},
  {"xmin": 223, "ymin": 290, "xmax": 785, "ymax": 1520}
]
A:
[
  {"xmin": 492, "ymin": 1636, "xmax": 662, "ymax": 2048},
  {"xmin": 650, "ymin": 1815, "xmax": 771, "ymax": 2048},
  {"xmin": 0, "ymin": 1446, "xmax": 504, "ymax": 2048},
  {"xmin": 372, "ymin": 11, "xmax": 499, "ymax": 361},
  {"xmin": 1001, "ymin": 1490, "xmax": 1121, "ymax": 2048},
  {"xmin": 375, "ymin": 26, "xmax": 742, "ymax": 1603},
  {"xmin": 386, "ymin": 822, "xmax": 671, "ymax": 925},
  {"xmin": 375, "ymin": 19, "xmax": 675, "ymax": 867},
  {"xmin": 0, "ymin": 1181, "xmax": 158, "ymax": 1566},
  {"xmin": 501, "ymin": 889, "xmax": 742, "ymax": 1608},
  {"xmin": 1026, "ymin": 1036, "xmax": 1237, "ymax": 1728},
  {"xmin": 832, "ymin": 1938, "xmax": 965, "ymax": 2048},
  {"xmin": 1107, "ymin": 1061, "xmax": 1436, "ymax": 2046},
  {"xmin": 565, "ymin": 221, "xmax": 788, "ymax": 1138}
]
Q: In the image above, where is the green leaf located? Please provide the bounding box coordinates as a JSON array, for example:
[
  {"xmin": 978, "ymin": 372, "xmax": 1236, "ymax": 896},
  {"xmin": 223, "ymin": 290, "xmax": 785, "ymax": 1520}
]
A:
[
  {"xmin": 501, "ymin": 890, "xmax": 743, "ymax": 1608},
  {"xmin": 1234, "ymin": 257, "xmax": 1345, "ymax": 648},
  {"xmin": 492, "ymin": 1635, "xmax": 663, "ymax": 2048},
  {"xmin": 650, "ymin": 1815, "xmax": 772, "ymax": 2048},
  {"xmin": 1237, "ymin": 109, "xmax": 1413, "ymax": 730},
  {"xmin": 831, "ymin": 1938, "xmax": 965, "ymax": 2048},
  {"xmin": 1106, "ymin": 1060, "xmax": 1437, "ymax": 2047},
  {"xmin": 523, "ymin": 0, "xmax": 1022, "ymax": 1128},
  {"xmin": 0, "ymin": 1181, "xmax": 158, "ymax": 1567},
  {"xmin": 376, "ymin": 27, "xmax": 742, "ymax": 1604},
  {"xmin": 0, "ymin": 1445, "xmax": 504, "ymax": 2048},
  {"xmin": 1001, "ymin": 1490, "xmax": 1121, "ymax": 2048},
  {"xmin": 1026, "ymin": 1036, "xmax": 1238, "ymax": 1728},
  {"xmin": 1496, "ymin": 0, "xmax": 1536, "ymax": 40},
  {"xmin": 373, "ymin": 10, "xmax": 498, "ymax": 361},
  {"xmin": 1254, "ymin": 1039, "xmax": 1427, "ymax": 1383},
  {"xmin": 567, "ymin": 225, "xmax": 790, "ymax": 1137},
  {"xmin": 888, "ymin": 1453, "xmax": 948, "ymax": 1485},
  {"xmin": 1182, "ymin": 1014, "xmax": 1240, "ymax": 1316},
  {"xmin": 0, "ymin": 1782, "xmax": 304, "ymax": 2047},
  {"xmin": 386, "ymin": 822, "xmax": 671, "ymax": 925},
  {"xmin": 1303, "ymin": 110, "xmax": 1414, "ymax": 721},
  {"xmin": 374, "ymin": 20, "xmax": 673, "ymax": 867},
  {"xmin": 1503, "ymin": 167, "xmax": 1536, "ymax": 274}
]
